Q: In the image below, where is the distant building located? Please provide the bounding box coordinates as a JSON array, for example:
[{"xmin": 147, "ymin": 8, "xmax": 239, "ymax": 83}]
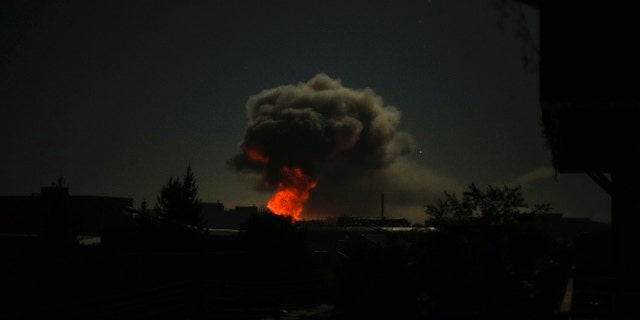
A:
[
  {"xmin": 332, "ymin": 193, "xmax": 411, "ymax": 228},
  {"xmin": 516, "ymin": 213, "xmax": 565, "ymax": 237},
  {"xmin": 336, "ymin": 216, "xmax": 411, "ymax": 228},
  {"xmin": 0, "ymin": 186, "xmax": 134, "ymax": 236},
  {"xmin": 514, "ymin": 213, "xmax": 610, "ymax": 237},
  {"xmin": 202, "ymin": 201, "xmax": 256, "ymax": 229}
]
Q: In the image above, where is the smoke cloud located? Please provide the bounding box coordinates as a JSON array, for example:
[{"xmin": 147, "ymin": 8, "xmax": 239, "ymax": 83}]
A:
[{"xmin": 230, "ymin": 74, "xmax": 454, "ymax": 221}]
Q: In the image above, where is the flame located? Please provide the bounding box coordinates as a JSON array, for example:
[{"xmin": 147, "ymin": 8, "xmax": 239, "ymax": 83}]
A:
[
  {"xmin": 245, "ymin": 146, "xmax": 269, "ymax": 164},
  {"xmin": 267, "ymin": 167, "xmax": 318, "ymax": 221}
]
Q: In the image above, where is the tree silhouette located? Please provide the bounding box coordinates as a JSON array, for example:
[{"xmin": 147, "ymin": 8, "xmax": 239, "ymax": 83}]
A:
[
  {"xmin": 155, "ymin": 165, "xmax": 205, "ymax": 228},
  {"xmin": 426, "ymin": 183, "xmax": 551, "ymax": 225},
  {"xmin": 419, "ymin": 184, "xmax": 567, "ymax": 319},
  {"xmin": 135, "ymin": 199, "xmax": 155, "ymax": 225}
]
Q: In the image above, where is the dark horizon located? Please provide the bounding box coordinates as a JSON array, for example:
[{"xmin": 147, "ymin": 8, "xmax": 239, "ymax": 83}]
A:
[{"xmin": 0, "ymin": 183, "xmax": 614, "ymax": 319}]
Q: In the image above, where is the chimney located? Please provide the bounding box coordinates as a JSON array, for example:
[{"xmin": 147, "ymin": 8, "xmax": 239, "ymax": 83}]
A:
[{"xmin": 381, "ymin": 193, "xmax": 385, "ymax": 220}]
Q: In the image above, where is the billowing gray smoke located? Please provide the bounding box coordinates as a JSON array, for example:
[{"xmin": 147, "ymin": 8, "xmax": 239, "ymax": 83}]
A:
[{"xmin": 230, "ymin": 74, "xmax": 452, "ymax": 221}]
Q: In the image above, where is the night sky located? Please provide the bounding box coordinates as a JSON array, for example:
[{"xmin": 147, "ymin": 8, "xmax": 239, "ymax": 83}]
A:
[{"xmin": 1, "ymin": 0, "xmax": 610, "ymax": 223}]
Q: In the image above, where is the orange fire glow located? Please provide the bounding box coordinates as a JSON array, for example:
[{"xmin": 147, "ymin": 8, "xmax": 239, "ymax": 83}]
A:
[
  {"xmin": 267, "ymin": 167, "xmax": 318, "ymax": 221},
  {"xmin": 245, "ymin": 147, "xmax": 269, "ymax": 164}
]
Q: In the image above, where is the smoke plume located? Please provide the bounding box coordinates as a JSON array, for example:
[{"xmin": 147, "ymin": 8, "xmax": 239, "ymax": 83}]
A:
[{"xmin": 230, "ymin": 74, "xmax": 448, "ymax": 221}]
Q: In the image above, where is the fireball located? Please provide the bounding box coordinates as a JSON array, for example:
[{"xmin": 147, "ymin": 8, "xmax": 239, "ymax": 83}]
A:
[{"xmin": 267, "ymin": 167, "xmax": 317, "ymax": 221}]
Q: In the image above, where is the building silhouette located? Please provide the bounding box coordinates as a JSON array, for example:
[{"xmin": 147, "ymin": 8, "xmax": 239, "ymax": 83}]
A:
[
  {"xmin": 0, "ymin": 186, "xmax": 134, "ymax": 238},
  {"xmin": 202, "ymin": 201, "xmax": 257, "ymax": 229}
]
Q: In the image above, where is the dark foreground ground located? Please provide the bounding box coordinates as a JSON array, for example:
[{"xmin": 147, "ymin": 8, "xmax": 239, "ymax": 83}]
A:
[{"xmin": 1, "ymin": 218, "xmax": 614, "ymax": 319}]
